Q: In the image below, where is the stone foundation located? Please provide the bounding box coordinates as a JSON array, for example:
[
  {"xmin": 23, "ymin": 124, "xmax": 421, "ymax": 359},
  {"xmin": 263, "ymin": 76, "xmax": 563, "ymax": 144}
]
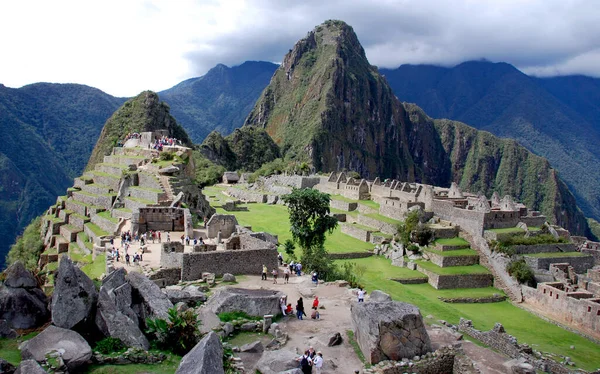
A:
[
  {"xmin": 417, "ymin": 265, "xmax": 493, "ymax": 289},
  {"xmin": 341, "ymin": 223, "xmax": 372, "ymax": 242},
  {"xmin": 181, "ymin": 248, "xmax": 278, "ymax": 281}
]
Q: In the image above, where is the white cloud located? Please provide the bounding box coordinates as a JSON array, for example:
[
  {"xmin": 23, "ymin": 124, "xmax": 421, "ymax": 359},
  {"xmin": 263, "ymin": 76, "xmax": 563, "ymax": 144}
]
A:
[{"xmin": 1, "ymin": 0, "xmax": 599, "ymax": 96}]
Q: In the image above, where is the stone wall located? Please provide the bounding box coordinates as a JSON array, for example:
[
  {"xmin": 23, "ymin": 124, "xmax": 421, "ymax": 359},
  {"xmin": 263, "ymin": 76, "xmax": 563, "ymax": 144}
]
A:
[
  {"xmin": 524, "ymin": 255, "xmax": 594, "ymax": 273},
  {"xmin": 72, "ymin": 191, "xmax": 115, "ymax": 210},
  {"xmin": 207, "ymin": 214, "xmax": 238, "ymax": 239},
  {"xmin": 330, "ymin": 199, "xmax": 357, "ymax": 211},
  {"xmin": 357, "ymin": 215, "xmax": 397, "ymax": 235},
  {"xmin": 263, "ymin": 175, "xmax": 320, "ymax": 189},
  {"xmin": 426, "ymin": 252, "xmax": 479, "ymax": 267},
  {"xmin": 581, "ymin": 248, "xmax": 600, "ymax": 265},
  {"xmin": 181, "ymin": 247, "xmax": 278, "ymax": 281},
  {"xmin": 341, "ymin": 223, "xmax": 371, "ymax": 242},
  {"xmin": 363, "ymin": 350, "xmax": 455, "ymax": 374},
  {"xmin": 138, "ymin": 172, "xmax": 163, "ymax": 190},
  {"xmin": 416, "ymin": 265, "xmax": 493, "ymax": 289},
  {"xmin": 160, "ymin": 242, "xmax": 184, "ymax": 268},
  {"xmin": 128, "ymin": 186, "xmax": 165, "ymax": 204},
  {"xmin": 227, "ymin": 188, "xmax": 266, "ymax": 203},
  {"xmin": 148, "ymin": 267, "xmax": 181, "ymax": 287},
  {"xmin": 431, "ymin": 199, "xmax": 485, "ymax": 236},
  {"xmin": 132, "ymin": 207, "xmax": 186, "ymax": 233},
  {"xmin": 91, "ymin": 214, "xmax": 117, "ymax": 235},
  {"xmin": 328, "ymin": 252, "xmax": 374, "ymax": 260},
  {"xmin": 224, "ymin": 233, "xmax": 277, "ymax": 251},
  {"xmin": 457, "ymin": 319, "xmax": 522, "ymax": 358},
  {"xmin": 511, "ymin": 243, "xmax": 576, "ymax": 255}
]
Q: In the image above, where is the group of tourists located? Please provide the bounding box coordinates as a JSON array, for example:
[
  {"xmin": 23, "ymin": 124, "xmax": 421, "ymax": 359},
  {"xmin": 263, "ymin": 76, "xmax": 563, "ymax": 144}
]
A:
[
  {"xmin": 109, "ymin": 230, "xmax": 145, "ymax": 267},
  {"xmin": 297, "ymin": 346, "xmax": 324, "ymax": 374},
  {"xmin": 151, "ymin": 135, "xmax": 180, "ymax": 151},
  {"xmin": 279, "ymin": 296, "xmax": 320, "ymax": 321}
]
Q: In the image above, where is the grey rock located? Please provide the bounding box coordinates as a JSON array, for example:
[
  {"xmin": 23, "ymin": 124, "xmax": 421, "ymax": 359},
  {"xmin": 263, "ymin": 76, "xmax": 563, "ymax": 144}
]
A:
[
  {"xmin": 3, "ymin": 262, "xmax": 37, "ymax": 289},
  {"xmin": 241, "ymin": 322, "xmax": 257, "ymax": 332},
  {"xmin": 223, "ymin": 322, "xmax": 234, "ymax": 336},
  {"xmin": 159, "ymin": 165, "xmax": 179, "ymax": 175},
  {"xmin": 175, "ymin": 331, "xmax": 223, "ymax": 374},
  {"xmin": 222, "ymin": 273, "xmax": 236, "ymax": 282},
  {"xmin": 164, "ymin": 288, "xmax": 207, "ymax": 306},
  {"xmin": 328, "ymin": 332, "xmax": 343, "ymax": 346},
  {"xmin": 205, "ymin": 288, "xmax": 284, "ymax": 317},
  {"xmin": 20, "ymin": 325, "xmax": 92, "ymax": 371},
  {"xmin": 278, "ymin": 370, "xmax": 302, "ymax": 374},
  {"xmin": 0, "ymin": 319, "xmax": 17, "ymax": 338},
  {"xmin": 240, "ymin": 340, "xmax": 263, "ymax": 353},
  {"xmin": 369, "ymin": 290, "xmax": 392, "ymax": 302},
  {"xmin": 14, "ymin": 359, "xmax": 44, "ymax": 374},
  {"xmin": 95, "ymin": 288, "xmax": 149, "ymax": 350},
  {"xmin": 256, "ymin": 349, "xmax": 299, "ymax": 374},
  {"xmin": 51, "ymin": 256, "xmax": 98, "ymax": 330},
  {"xmin": 102, "ymin": 267, "xmax": 127, "ymax": 292},
  {"xmin": 0, "ymin": 358, "xmax": 16, "ymax": 374},
  {"xmin": 511, "ymin": 362, "xmax": 535, "ymax": 374},
  {"xmin": 197, "ymin": 307, "xmax": 221, "ymax": 334},
  {"xmin": 128, "ymin": 271, "xmax": 173, "ymax": 324},
  {"xmin": 0, "ymin": 283, "xmax": 48, "ymax": 330},
  {"xmin": 350, "ymin": 300, "xmax": 432, "ymax": 364}
]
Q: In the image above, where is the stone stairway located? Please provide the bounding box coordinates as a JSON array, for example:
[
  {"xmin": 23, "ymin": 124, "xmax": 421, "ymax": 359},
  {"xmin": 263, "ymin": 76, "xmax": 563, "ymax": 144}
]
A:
[{"xmin": 158, "ymin": 175, "xmax": 176, "ymax": 205}]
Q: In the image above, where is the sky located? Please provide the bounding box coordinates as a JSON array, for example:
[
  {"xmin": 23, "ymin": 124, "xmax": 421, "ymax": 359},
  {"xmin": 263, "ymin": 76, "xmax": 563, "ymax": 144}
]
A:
[{"xmin": 1, "ymin": 0, "xmax": 599, "ymax": 97}]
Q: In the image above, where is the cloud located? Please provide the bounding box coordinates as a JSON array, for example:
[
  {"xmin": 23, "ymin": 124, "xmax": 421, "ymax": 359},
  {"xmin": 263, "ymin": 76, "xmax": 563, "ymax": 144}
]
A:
[{"xmin": 0, "ymin": 0, "xmax": 599, "ymax": 96}]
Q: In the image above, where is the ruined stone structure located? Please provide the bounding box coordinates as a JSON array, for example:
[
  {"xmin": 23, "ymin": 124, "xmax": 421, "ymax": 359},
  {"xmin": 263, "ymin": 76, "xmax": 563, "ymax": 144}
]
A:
[{"xmin": 222, "ymin": 172, "xmax": 239, "ymax": 184}]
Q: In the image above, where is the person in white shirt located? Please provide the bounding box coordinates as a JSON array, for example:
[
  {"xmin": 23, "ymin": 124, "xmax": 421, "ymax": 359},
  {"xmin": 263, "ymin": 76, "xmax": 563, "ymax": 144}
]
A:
[
  {"xmin": 312, "ymin": 352, "xmax": 324, "ymax": 374},
  {"xmin": 357, "ymin": 288, "xmax": 365, "ymax": 302}
]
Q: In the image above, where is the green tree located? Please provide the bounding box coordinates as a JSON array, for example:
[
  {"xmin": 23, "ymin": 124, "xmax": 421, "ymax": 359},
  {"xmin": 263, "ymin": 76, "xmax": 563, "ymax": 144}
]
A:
[
  {"xmin": 283, "ymin": 239, "xmax": 297, "ymax": 262},
  {"xmin": 6, "ymin": 217, "xmax": 44, "ymax": 271},
  {"xmin": 282, "ymin": 189, "xmax": 338, "ymax": 278}
]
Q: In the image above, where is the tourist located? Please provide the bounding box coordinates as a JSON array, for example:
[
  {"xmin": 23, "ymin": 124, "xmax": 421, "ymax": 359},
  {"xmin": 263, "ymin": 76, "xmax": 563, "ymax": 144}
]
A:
[
  {"xmin": 312, "ymin": 296, "xmax": 319, "ymax": 310},
  {"xmin": 312, "ymin": 352, "xmax": 324, "ymax": 374},
  {"xmin": 280, "ymin": 296, "xmax": 287, "ymax": 315},
  {"xmin": 262, "ymin": 265, "xmax": 268, "ymax": 281},
  {"xmin": 308, "ymin": 346, "xmax": 316, "ymax": 359},
  {"xmin": 311, "ymin": 309, "xmax": 320, "ymax": 320},
  {"xmin": 357, "ymin": 288, "xmax": 365, "ymax": 302},
  {"xmin": 272, "ymin": 268, "xmax": 278, "ymax": 284},
  {"xmin": 125, "ymin": 253, "xmax": 130, "ymax": 266},
  {"xmin": 180, "ymin": 234, "xmax": 184, "ymax": 244},
  {"xmin": 133, "ymin": 253, "xmax": 140, "ymax": 264},
  {"xmin": 285, "ymin": 303, "xmax": 293, "ymax": 315},
  {"xmin": 185, "ymin": 236, "xmax": 190, "ymax": 246},
  {"xmin": 297, "ymin": 350, "xmax": 312, "ymax": 374},
  {"xmin": 289, "ymin": 261, "xmax": 295, "ymax": 273},
  {"xmin": 193, "ymin": 238, "xmax": 198, "ymax": 246},
  {"xmin": 278, "ymin": 252, "xmax": 283, "ymax": 265},
  {"xmin": 284, "ymin": 265, "xmax": 290, "ymax": 284},
  {"xmin": 296, "ymin": 298, "xmax": 306, "ymax": 320},
  {"xmin": 312, "ymin": 272, "xmax": 318, "ymax": 285},
  {"xmin": 166, "ymin": 232, "xmax": 170, "ymax": 243},
  {"xmin": 296, "ymin": 263, "xmax": 302, "ymax": 276},
  {"xmin": 158, "ymin": 231, "xmax": 162, "ymax": 242}
]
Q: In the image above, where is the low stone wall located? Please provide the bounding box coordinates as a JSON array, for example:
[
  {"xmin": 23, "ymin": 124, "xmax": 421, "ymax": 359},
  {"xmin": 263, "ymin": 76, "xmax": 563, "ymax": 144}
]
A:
[
  {"xmin": 483, "ymin": 230, "xmax": 524, "ymax": 242},
  {"xmin": 148, "ymin": 267, "xmax": 181, "ymax": 287},
  {"xmin": 91, "ymin": 214, "xmax": 117, "ymax": 235},
  {"xmin": 73, "ymin": 191, "xmax": 115, "ymax": 210},
  {"xmin": 60, "ymin": 225, "xmax": 81, "ymax": 242},
  {"xmin": 357, "ymin": 215, "xmax": 397, "ymax": 235},
  {"xmin": 357, "ymin": 204, "xmax": 378, "ymax": 215},
  {"xmin": 457, "ymin": 319, "xmax": 522, "ymax": 358},
  {"xmin": 581, "ymin": 248, "xmax": 600, "ymax": 265},
  {"xmin": 438, "ymin": 295, "xmax": 507, "ymax": 303},
  {"xmin": 263, "ymin": 175, "xmax": 321, "ymax": 189},
  {"xmin": 430, "ymin": 226, "xmax": 458, "ymax": 239},
  {"xmin": 417, "ymin": 265, "xmax": 493, "ymax": 289},
  {"xmin": 181, "ymin": 247, "xmax": 278, "ymax": 281},
  {"xmin": 227, "ymin": 188, "xmax": 266, "ymax": 203},
  {"xmin": 363, "ymin": 351, "xmax": 455, "ymax": 374},
  {"xmin": 138, "ymin": 172, "xmax": 163, "ymax": 190},
  {"xmin": 391, "ymin": 277, "xmax": 428, "ymax": 284},
  {"xmin": 512, "ymin": 243, "xmax": 576, "ymax": 255},
  {"xmin": 427, "ymin": 252, "xmax": 479, "ymax": 267},
  {"xmin": 524, "ymin": 255, "xmax": 594, "ymax": 273},
  {"xmin": 328, "ymin": 252, "xmax": 374, "ymax": 260},
  {"xmin": 65, "ymin": 200, "xmax": 87, "ymax": 216},
  {"xmin": 160, "ymin": 242, "xmax": 184, "ymax": 268},
  {"xmin": 341, "ymin": 223, "xmax": 371, "ymax": 242},
  {"xmin": 128, "ymin": 187, "xmax": 164, "ymax": 204},
  {"xmin": 88, "ymin": 173, "xmax": 121, "ymax": 190},
  {"xmin": 330, "ymin": 199, "xmax": 357, "ymax": 211},
  {"xmin": 69, "ymin": 213, "xmax": 90, "ymax": 229}
]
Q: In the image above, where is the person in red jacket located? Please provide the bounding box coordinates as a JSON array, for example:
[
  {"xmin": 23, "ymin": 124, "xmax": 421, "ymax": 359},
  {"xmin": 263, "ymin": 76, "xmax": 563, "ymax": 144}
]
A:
[{"xmin": 312, "ymin": 296, "xmax": 319, "ymax": 310}]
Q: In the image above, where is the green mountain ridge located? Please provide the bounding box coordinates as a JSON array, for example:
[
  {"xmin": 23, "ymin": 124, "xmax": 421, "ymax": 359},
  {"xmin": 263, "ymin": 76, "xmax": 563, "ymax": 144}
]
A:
[{"xmin": 243, "ymin": 20, "xmax": 591, "ymax": 237}]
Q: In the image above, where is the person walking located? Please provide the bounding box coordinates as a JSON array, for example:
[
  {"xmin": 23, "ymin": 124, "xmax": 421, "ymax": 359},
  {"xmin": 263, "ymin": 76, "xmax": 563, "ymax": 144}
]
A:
[
  {"xmin": 296, "ymin": 297, "xmax": 307, "ymax": 320},
  {"xmin": 298, "ymin": 351, "xmax": 312, "ymax": 374},
  {"xmin": 312, "ymin": 271, "xmax": 318, "ymax": 285},
  {"xmin": 357, "ymin": 288, "xmax": 365, "ymax": 302},
  {"xmin": 262, "ymin": 265, "xmax": 268, "ymax": 281},
  {"xmin": 284, "ymin": 265, "xmax": 290, "ymax": 284},
  {"xmin": 272, "ymin": 268, "xmax": 278, "ymax": 284},
  {"xmin": 312, "ymin": 352, "xmax": 324, "ymax": 374},
  {"xmin": 125, "ymin": 253, "xmax": 130, "ymax": 266}
]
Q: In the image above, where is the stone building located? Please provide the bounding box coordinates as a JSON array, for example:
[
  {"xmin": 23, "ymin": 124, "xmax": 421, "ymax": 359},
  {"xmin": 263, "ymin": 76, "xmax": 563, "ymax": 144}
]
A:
[{"xmin": 223, "ymin": 172, "xmax": 239, "ymax": 184}]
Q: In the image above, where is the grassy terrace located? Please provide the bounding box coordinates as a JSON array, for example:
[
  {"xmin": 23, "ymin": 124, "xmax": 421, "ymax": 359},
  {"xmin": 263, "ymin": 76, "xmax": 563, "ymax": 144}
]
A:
[
  {"xmin": 44, "ymin": 214, "xmax": 63, "ymax": 224},
  {"xmin": 97, "ymin": 211, "xmax": 119, "ymax": 224},
  {"xmin": 525, "ymin": 251, "xmax": 589, "ymax": 258},
  {"xmin": 98, "ymin": 162, "xmax": 128, "ymax": 169},
  {"xmin": 486, "ymin": 227, "xmax": 525, "ymax": 234},
  {"xmin": 347, "ymin": 222, "xmax": 376, "ymax": 232},
  {"xmin": 434, "ymin": 237, "xmax": 469, "ymax": 247},
  {"xmin": 129, "ymin": 186, "xmax": 163, "ymax": 193},
  {"xmin": 61, "ymin": 224, "xmax": 81, "ymax": 232},
  {"xmin": 364, "ymin": 212, "xmax": 400, "ymax": 225},
  {"xmin": 88, "ymin": 170, "xmax": 120, "ymax": 179},
  {"xmin": 82, "ymin": 254, "xmax": 106, "ymax": 280},
  {"xmin": 358, "ymin": 199, "xmax": 380, "ymax": 210},
  {"xmin": 330, "ymin": 207, "xmax": 359, "ymax": 217},
  {"xmin": 77, "ymin": 232, "xmax": 94, "ymax": 250},
  {"xmin": 70, "ymin": 212, "xmax": 90, "ymax": 222},
  {"xmin": 416, "ymin": 261, "xmax": 490, "ymax": 275},
  {"xmin": 85, "ymin": 222, "xmax": 109, "ymax": 237},
  {"xmin": 126, "ymin": 196, "xmax": 155, "ymax": 205},
  {"xmin": 114, "ymin": 207, "xmax": 132, "ymax": 213},
  {"xmin": 425, "ymin": 248, "xmax": 478, "ymax": 257}
]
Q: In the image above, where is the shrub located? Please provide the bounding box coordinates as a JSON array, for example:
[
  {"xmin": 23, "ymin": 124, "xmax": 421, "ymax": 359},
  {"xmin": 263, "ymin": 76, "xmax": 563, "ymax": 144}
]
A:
[
  {"xmin": 507, "ymin": 258, "xmax": 536, "ymax": 287},
  {"xmin": 217, "ymin": 311, "xmax": 261, "ymax": 322},
  {"xmin": 333, "ymin": 262, "xmax": 365, "ymax": 288},
  {"xmin": 6, "ymin": 217, "xmax": 44, "ymax": 271},
  {"xmin": 159, "ymin": 151, "xmax": 175, "ymax": 161},
  {"xmin": 413, "ymin": 225, "xmax": 433, "ymax": 246},
  {"xmin": 95, "ymin": 337, "xmax": 126, "ymax": 354},
  {"xmin": 283, "ymin": 239, "xmax": 296, "ymax": 262},
  {"xmin": 146, "ymin": 307, "xmax": 202, "ymax": 355}
]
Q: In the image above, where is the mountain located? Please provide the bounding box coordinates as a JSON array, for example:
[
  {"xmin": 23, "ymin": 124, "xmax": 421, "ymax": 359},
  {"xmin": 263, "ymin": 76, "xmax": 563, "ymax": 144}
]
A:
[
  {"xmin": 0, "ymin": 83, "xmax": 123, "ymax": 268},
  {"xmin": 244, "ymin": 20, "xmax": 591, "ymax": 236},
  {"xmin": 380, "ymin": 62, "xmax": 600, "ymax": 222},
  {"xmin": 87, "ymin": 91, "xmax": 191, "ymax": 171},
  {"xmin": 159, "ymin": 61, "xmax": 278, "ymax": 143}
]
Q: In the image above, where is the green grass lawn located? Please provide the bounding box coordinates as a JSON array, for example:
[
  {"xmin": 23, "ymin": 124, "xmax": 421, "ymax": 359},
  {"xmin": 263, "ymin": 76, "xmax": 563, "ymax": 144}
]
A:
[
  {"xmin": 86, "ymin": 222, "xmax": 109, "ymax": 237},
  {"xmin": 330, "ymin": 207, "xmax": 359, "ymax": 217},
  {"xmin": 336, "ymin": 256, "xmax": 600, "ymax": 371},
  {"xmin": 434, "ymin": 237, "xmax": 469, "ymax": 246},
  {"xmin": 329, "ymin": 194, "xmax": 358, "ymax": 203},
  {"xmin": 364, "ymin": 212, "xmax": 400, "ymax": 225},
  {"xmin": 82, "ymin": 254, "xmax": 106, "ymax": 280},
  {"xmin": 0, "ymin": 332, "xmax": 39, "ymax": 365},
  {"xmin": 358, "ymin": 199, "xmax": 380, "ymax": 210},
  {"xmin": 525, "ymin": 252, "xmax": 589, "ymax": 258},
  {"xmin": 486, "ymin": 227, "xmax": 525, "ymax": 234},
  {"xmin": 415, "ymin": 261, "xmax": 491, "ymax": 275},
  {"xmin": 84, "ymin": 353, "xmax": 181, "ymax": 373},
  {"xmin": 98, "ymin": 211, "xmax": 119, "ymax": 224},
  {"xmin": 425, "ymin": 248, "xmax": 478, "ymax": 257}
]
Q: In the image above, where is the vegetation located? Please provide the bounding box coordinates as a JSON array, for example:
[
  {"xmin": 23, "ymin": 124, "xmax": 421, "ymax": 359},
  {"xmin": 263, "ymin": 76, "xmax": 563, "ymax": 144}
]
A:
[
  {"xmin": 282, "ymin": 188, "xmax": 338, "ymax": 280},
  {"xmin": 94, "ymin": 337, "xmax": 126, "ymax": 355},
  {"xmin": 506, "ymin": 258, "xmax": 536, "ymax": 287},
  {"xmin": 5, "ymin": 217, "xmax": 44, "ymax": 270},
  {"xmin": 346, "ymin": 330, "xmax": 368, "ymax": 367},
  {"xmin": 397, "ymin": 210, "xmax": 433, "ymax": 247},
  {"xmin": 146, "ymin": 307, "xmax": 202, "ymax": 356},
  {"xmin": 490, "ymin": 234, "xmax": 569, "ymax": 255},
  {"xmin": 192, "ymin": 149, "xmax": 226, "ymax": 187},
  {"xmin": 218, "ymin": 311, "xmax": 261, "ymax": 322},
  {"xmin": 282, "ymin": 239, "xmax": 296, "ymax": 262}
]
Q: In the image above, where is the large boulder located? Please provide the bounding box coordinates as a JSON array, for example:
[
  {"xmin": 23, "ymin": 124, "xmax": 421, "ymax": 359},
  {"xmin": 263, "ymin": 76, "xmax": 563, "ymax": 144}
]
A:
[
  {"xmin": 51, "ymin": 256, "xmax": 98, "ymax": 330},
  {"xmin": 255, "ymin": 349, "xmax": 299, "ymax": 374},
  {"xmin": 163, "ymin": 287, "xmax": 207, "ymax": 306},
  {"xmin": 369, "ymin": 290, "xmax": 392, "ymax": 302},
  {"xmin": 175, "ymin": 331, "xmax": 223, "ymax": 374},
  {"xmin": 204, "ymin": 288, "xmax": 284, "ymax": 317},
  {"xmin": 14, "ymin": 360, "xmax": 44, "ymax": 374},
  {"xmin": 0, "ymin": 263, "xmax": 48, "ymax": 330},
  {"xmin": 0, "ymin": 358, "xmax": 16, "ymax": 374},
  {"xmin": 128, "ymin": 271, "xmax": 173, "ymax": 323},
  {"xmin": 0, "ymin": 319, "xmax": 17, "ymax": 338},
  {"xmin": 350, "ymin": 300, "xmax": 431, "ymax": 364},
  {"xmin": 20, "ymin": 325, "xmax": 92, "ymax": 371},
  {"xmin": 95, "ymin": 288, "xmax": 149, "ymax": 350}
]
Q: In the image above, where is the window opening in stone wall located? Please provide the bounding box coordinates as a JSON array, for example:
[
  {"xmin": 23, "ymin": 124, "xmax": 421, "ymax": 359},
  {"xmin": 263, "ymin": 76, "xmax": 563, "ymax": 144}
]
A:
[{"xmin": 588, "ymin": 306, "xmax": 592, "ymax": 312}]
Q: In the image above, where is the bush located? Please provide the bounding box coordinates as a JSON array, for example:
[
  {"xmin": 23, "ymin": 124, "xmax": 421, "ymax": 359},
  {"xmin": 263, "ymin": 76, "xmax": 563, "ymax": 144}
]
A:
[
  {"xmin": 159, "ymin": 151, "xmax": 175, "ymax": 161},
  {"xmin": 507, "ymin": 258, "xmax": 536, "ymax": 287},
  {"xmin": 6, "ymin": 217, "xmax": 44, "ymax": 271},
  {"xmin": 413, "ymin": 225, "xmax": 433, "ymax": 246},
  {"xmin": 95, "ymin": 337, "xmax": 126, "ymax": 354},
  {"xmin": 283, "ymin": 239, "xmax": 296, "ymax": 262},
  {"xmin": 333, "ymin": 262, "xmax": 365, "ymax": 288},
  {"xmin": 146, "ymin": 307, "xmax": 202, "ymax": 355},
  {"xmin": 217, "ymin": 311, "xmax": 261, "ymax": 322}
]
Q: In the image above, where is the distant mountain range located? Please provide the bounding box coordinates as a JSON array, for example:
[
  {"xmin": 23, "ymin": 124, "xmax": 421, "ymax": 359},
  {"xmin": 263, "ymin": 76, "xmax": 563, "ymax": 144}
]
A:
[{"xmin": 2, "ymin": 50, "xmax": 600, "ymax": 267}]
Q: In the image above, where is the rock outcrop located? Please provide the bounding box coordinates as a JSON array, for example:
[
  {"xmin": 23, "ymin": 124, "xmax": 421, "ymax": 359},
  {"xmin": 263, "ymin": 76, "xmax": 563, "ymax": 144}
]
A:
[
  {"xmin": 175, "ymin": 331, "xmax": 224, "ymax": 374},
  {"xmin": 204, "ymin": 288, "xmax": 284, "ymax": 317},
  {"xmin": 20, "ymin": 325, "xmax": 92, "ymax": 371},
  {"xmin": 369, "ymin": 290, "xmax": 392, "ymax": 302},
  {"xmin": 128, "ymin": 271, "xmax": 173, "ymax": 324},
  {"xmin": 255, "ymin": 349, "xmax": 299, "ymax": 374},
  {"xmin": 163, "ymin": 287, "xmax": 207, "ymax": 306},
  {"xmin": 0, "ymin": 358, "xmax": 16, "ymax": 374},
  {"xmin": 51, "ymin": 256, "xmax": 98, "ymax": 331},
  {"xmin": 0, "ymin": 262, "xmax": 48, "ymax": 329},
  {"xmin": 0, "ymin": 319, "xmax": 17, "ymax": 338},
  {"xmin": 14, "ymin": 359, "xmax": 45, "ymax": 374},
  {"xmin": 351, "ymin": 300, "xmax": 431, "ymax": 364}
]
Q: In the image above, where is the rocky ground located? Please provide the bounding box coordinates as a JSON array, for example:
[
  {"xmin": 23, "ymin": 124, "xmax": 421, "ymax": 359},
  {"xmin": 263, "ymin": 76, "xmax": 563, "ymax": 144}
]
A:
[{"xmin": 228, "ymin": 271, "xmax": 520, "ymax": 374}]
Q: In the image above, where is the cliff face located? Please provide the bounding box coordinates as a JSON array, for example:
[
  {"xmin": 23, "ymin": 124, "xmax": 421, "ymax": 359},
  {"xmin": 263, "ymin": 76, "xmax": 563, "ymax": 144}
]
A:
[
  {"xmin": 86, "ymin": 91, "xmax": 191, "ymax": 170},
  {"xmin": 244, "ymin": 20, "xmax": 449, "ymax": 184},
  {"xmin": 244, "ymin": 20, "xmax": 590, "ymax": 236}
]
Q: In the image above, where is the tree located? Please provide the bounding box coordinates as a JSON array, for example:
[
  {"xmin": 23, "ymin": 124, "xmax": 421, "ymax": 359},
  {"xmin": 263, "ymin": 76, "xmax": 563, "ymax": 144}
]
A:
[{"xmin": 282, "ymin": 188, "xmax": 338, "ymax": 278}]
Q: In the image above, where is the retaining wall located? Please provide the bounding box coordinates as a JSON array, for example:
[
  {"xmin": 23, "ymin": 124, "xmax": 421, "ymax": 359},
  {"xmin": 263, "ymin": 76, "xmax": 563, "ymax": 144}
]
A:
[
  {"xmin": 357, "ymin": 214, "xmax": 397, "ymax": 235},
  {"xmin": 138, "ymin": 172, "xmax": 163, "ymax": 190},
  {"xmin": 227, "ymin": 188, "xmax": 267, "ymax": 203},
  {"xmin": 341, "ymin": 223, "xmax": 371, "ymax": 242},
  {"xmin": 417, "ymin": 265, "xmax": 493, "ymax": 289},
  {"xmin": 91, "ymin": 214, "xmax": 117, "ymax": 235},
  {"xmin": 426, "ymin": 252, "xmax": 479, "ymax": 267},
  {"xmin": 524, "ymin": 255, "xmax": 594, "ymax": 273},
  {"xmin": 330, "ymin": 199, "xmax": 357, "ymax": 211},
  {"xmin": 512, "ymin": 243, "xmax": 576, "ymax": 255},
  {"xmin": 181, "ymin": 247, "xmax": 278, "ymax": 281},
  {"xmin": 328, "ymin": 252, "xmax": 374, "ymax": 260}
]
